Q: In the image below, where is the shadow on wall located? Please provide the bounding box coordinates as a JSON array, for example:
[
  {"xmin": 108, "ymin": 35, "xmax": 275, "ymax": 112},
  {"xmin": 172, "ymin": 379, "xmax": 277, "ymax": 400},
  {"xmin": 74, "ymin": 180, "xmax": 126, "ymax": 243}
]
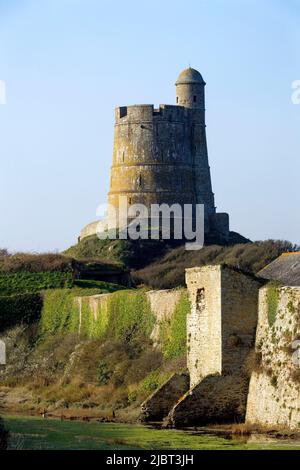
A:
[{"xmin": 167, "ymin": 373, "xmax": 249, "ymax": 427}]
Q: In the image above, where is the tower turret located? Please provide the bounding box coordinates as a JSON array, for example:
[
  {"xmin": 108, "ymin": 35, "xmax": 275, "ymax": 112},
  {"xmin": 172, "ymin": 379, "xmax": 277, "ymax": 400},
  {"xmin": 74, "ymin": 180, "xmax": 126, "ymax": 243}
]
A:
[
  {"xmin": 175, "ymin": 67, "xmax": 205, "ymax": 123},
  {"xmin": 176, "ymin": 68, "xmax": 216, "ymax": 231}
]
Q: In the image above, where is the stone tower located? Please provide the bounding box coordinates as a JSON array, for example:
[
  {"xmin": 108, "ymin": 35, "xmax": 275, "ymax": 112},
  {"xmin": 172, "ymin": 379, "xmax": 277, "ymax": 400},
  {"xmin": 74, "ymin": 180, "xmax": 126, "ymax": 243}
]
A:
[
  {"xmin": 175, "ymin": 68, "xmax": 216, "ymax": 230},
  {"xmin": 80, "ymin": 68, "xmax": 230, "ymax": 242}
]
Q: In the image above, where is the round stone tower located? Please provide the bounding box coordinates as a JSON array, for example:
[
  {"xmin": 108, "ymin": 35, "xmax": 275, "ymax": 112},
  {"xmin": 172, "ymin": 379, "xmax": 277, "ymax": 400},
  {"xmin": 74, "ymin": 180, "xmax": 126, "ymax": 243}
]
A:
[
  {"xmin": 108, "ymin": 103, "xmax": 197, "ymax": 225},
  {"xmin": 80, "ymin": 67, "xmax": 230, "ymax": 242}
]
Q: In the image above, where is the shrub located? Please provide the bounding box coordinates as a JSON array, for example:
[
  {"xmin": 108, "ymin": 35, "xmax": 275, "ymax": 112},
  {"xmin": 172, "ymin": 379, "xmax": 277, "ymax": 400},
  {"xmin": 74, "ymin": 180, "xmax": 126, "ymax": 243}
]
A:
[
  {"xmin": 65, "ymin": 236, "xmax": 171, "ymax": 269},
  {"xmin": 0, "ymin": 293, "xmax": 43, "ymax": 331},
  {"xmin": 0, "ymin": 272, "xmax": 73, "ymax": 295},
  {"xmin": 138, "ymin": 370, "xmax": 167, "ymax": 395},
  {"xmin": 244, "ymin": 349, "xmax": 263, "ymax": 377},
  {"xmin": 0, "ymin": 252, "xmax": 73, "ymax": 273},
  {"xmin": 133, "ymin": 240, "xmax": 297, "ymax": 289},
  {"xmin": 97, "ymin": 360, "xmax": 113, "ymax": 385}
]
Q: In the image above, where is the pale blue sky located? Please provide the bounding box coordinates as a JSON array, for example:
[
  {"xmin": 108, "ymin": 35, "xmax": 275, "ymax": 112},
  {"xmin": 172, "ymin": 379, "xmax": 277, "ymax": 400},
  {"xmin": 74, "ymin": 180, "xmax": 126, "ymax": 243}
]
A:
[{"xmin": 0, "ymin": 0, "xmax": 299, "ymax": 252}]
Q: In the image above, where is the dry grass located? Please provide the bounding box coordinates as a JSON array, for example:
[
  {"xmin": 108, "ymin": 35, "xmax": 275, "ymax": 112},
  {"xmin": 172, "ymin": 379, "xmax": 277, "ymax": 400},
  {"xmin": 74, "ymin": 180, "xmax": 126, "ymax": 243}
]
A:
[
  {"xmin": 0, "ymin": 252, "xmax": 72, "ymax": 273},
  {"xmin": 243, "ymin": 349, "xmax": 263, "ymax": 377},
  {"xmin": 133, "ymin": 240, "xmax": 297, "ymax": 289}
]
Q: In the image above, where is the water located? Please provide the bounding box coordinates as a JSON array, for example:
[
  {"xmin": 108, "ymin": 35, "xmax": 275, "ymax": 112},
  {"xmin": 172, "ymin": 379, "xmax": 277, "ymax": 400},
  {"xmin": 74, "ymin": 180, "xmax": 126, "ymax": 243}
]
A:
[{"xmin": 3, "ymin": 415, "xmax": 300, "ymax": 450}]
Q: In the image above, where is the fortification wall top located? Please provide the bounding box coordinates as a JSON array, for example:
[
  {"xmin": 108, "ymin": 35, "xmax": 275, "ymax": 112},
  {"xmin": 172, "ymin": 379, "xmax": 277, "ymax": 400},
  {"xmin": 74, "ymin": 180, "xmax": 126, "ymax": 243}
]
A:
[{"xmin": 115, "ymin": 104, "xmax": 190, "ymax": 124}]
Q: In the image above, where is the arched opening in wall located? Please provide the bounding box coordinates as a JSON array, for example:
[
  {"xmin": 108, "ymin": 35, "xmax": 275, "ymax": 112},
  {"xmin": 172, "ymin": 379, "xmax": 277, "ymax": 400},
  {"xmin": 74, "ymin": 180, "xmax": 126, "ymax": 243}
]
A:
[
  {"xmin": 196, "ymin": 288, "xmax": 205, "ymax": 314},
  {"xmin": 193, "ymin": 95, "xmax": 197, "ymax": 103},
  {"xmin": 122, "ymin": 151, "xmax": 125, "ymax": 163},
  {"xmin": 176, "ymin": 97, "xmax": 179, "ymax": 103}
]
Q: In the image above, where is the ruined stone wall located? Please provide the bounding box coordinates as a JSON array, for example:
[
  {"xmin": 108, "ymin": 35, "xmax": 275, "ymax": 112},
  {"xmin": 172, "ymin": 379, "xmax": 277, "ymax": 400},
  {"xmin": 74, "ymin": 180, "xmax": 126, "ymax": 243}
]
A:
[
  {"xmin": 146, "ymin": 289, "xmax": 184, "ymax": 347},
  {"xmin": 167, "ymin": 265, "xmax": 261, "ymax": 426},
  {"xmin": 186, "ymin": 266, "xmax": 222, "ymax": 387},
  {"xmin": 75, "ymin": 288, "xmax": 186, "ymax": 348},
  {"xmin": 221, "ymin": 268, "xmax": 260, "ymax": 374},
  {"xmin": 185, "ymin": 265, "xmax": 260, "ymax": 387},
  {"xmin": 246, "ymin": 286, "xmax": 300, "ymax": 429}
]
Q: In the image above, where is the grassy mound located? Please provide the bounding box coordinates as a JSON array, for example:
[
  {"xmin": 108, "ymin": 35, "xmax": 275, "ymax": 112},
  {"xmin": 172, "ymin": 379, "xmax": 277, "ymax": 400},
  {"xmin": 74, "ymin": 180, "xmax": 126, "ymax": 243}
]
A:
[
  {"xmin": 133, "ymin": 240, "xmax": 298, "ymax": 289},
  {"xmin": 64, "ymin": 236, "xmax": 179, "ymax": 269}
]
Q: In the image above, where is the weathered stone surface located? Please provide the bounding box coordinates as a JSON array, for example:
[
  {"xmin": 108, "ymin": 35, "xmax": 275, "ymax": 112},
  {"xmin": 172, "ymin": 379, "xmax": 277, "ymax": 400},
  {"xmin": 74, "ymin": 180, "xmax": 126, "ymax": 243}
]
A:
[
  {"xmin": 186, "ymin": 265, "xmax": 261, "ymax": 387},
  {"xmin": 147, "ymin": 289, "xmax": 184, "ymax": 347},
  {"xmin": 246, "ymin": 286, "xmax": 300, "ymax": 429},
  {"xmin": 74, "ymin": 288, "xmax": 185, "ymax": 347},
  {"xmin": 140, "ymin": 373, "xmax": 189, "ymax": 422},
  {"xmin": 168, "ymin": 373, "xmax": 249, "ymax": 427},
  {"xmin": 166, "ymin": 265, "xmax": 261, "ymax": 427}
]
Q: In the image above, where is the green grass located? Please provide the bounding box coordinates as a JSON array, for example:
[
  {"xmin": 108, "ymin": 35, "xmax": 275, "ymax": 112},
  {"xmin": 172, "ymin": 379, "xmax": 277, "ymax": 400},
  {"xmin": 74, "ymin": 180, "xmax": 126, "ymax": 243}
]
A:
[
  {"xmin": 0, "ymin": 272, "xmax": 73, "ymax": 295},
  {"xmin": 4, "ymin": 415, "xmax": 300, "ymax": 450},
  {"xmin": 73, "ymin": 279, "xmax": 126, "ymax": 292},
  {"xmin": 65, "ymin": 235, "xmax": 172, "ymax": 269},
  {"xmin": 266, "ymin": 282, "xmax": 281, "ymax": 327}
]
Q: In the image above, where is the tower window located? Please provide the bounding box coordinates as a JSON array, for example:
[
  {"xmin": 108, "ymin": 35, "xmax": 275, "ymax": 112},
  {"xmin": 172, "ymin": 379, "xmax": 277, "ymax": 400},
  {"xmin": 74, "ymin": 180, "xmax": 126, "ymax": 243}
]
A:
[
  {"xmin": 176, "ymin": 97, "xmax": 179, "ymax": 103},
  {"xmin": 122, "ymin": 151, "xmax": 125, "ymax": 162},
  {"xmin": 193, "ymin": 95, "xmax": 197, "ymax": 103},
  {"xmin": 138, "ymin": 174, "xmax": 142, "ymax": 188}
]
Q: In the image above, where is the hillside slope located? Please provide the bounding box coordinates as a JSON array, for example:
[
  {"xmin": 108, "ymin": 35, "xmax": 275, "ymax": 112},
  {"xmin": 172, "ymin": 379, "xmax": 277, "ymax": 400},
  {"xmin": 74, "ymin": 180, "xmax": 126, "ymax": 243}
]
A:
[{"xmin": 133, "ymin": 240, "xmax": 298, "ymax": 289}]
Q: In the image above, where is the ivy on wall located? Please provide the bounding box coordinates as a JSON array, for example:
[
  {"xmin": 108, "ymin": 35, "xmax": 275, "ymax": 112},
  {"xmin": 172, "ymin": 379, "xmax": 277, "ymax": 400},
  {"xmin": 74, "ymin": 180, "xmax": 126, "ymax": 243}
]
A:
[{"xmin": 159, "ymin": 290, "xmax": 190, "ymax": 360}]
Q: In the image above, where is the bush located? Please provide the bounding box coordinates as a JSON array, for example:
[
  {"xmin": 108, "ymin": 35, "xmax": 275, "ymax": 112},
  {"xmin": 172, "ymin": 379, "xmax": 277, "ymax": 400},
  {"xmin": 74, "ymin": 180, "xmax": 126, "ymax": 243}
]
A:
[
  {"xmin": 0, "ymin": 252, "xmax": 73, "ymax": 273},
  {"xmin": 65, "ymin": 236, "xmax": 171, "ymax": 269},
  {"xmin": 0, "ymin": 272, "xmax": 73, "ymax": 295},
  {"xmin": 0, "ymin": 293, "xmax": 43, "ymax": 331},
  {"xmin": 244, "ymin": 349, "xmax": 263, "ymax": 377},
  {"xmin": 133, "ymin": 240, "xmax": 298, "ymax": 289}
]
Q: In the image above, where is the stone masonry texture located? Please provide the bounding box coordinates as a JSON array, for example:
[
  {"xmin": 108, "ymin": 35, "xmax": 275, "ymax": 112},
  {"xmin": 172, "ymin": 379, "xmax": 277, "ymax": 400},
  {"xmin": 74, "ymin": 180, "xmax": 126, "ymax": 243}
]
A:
[
  {"xmin": 167, "ymin": 265, "xmax": 261, "ymax": 426},
  {"xmin": 246, "ymin": 286, "xmax": 300, "ymax": 429}
]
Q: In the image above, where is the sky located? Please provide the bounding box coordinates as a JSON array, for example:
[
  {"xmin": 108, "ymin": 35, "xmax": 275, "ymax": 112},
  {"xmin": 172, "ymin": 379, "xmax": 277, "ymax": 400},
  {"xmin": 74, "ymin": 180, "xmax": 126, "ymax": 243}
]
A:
[{"xmin": 0, "ymin": 0, "xmax": 299, "ymax": 252}]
